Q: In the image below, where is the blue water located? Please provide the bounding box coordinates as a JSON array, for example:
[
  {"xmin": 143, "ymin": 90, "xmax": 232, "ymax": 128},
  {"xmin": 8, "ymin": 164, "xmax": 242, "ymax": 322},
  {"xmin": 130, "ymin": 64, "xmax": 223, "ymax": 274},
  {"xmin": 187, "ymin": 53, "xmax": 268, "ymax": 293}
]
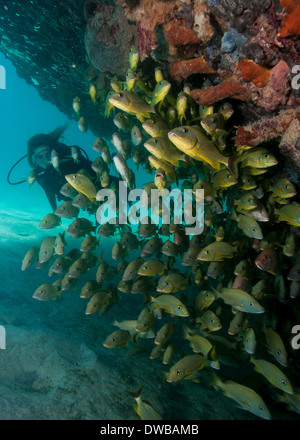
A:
[
  {"xmin": 0, "ymin": 52, "xmax": 299, "ymax": 422},
  {"xmin": 0, "ymin": 52, "xmax": 100, "ymax": 215}
]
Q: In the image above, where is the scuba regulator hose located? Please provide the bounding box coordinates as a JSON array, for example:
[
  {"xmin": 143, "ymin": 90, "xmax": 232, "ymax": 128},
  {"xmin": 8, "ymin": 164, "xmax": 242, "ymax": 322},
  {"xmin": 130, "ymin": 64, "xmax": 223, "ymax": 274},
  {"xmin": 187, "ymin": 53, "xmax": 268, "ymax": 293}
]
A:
[{"xmin": 7, "ymin": 147, "xmax": 90, "ymax": 186}]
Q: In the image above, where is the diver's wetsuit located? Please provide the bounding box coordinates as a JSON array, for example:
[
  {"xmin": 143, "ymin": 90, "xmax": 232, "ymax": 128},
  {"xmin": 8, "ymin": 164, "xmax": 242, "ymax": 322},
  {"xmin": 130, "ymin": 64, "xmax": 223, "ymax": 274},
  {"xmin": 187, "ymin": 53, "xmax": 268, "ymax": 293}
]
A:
[{"xmin": 33, "ymin": 142, "xmax": 118, "ymax": 211}]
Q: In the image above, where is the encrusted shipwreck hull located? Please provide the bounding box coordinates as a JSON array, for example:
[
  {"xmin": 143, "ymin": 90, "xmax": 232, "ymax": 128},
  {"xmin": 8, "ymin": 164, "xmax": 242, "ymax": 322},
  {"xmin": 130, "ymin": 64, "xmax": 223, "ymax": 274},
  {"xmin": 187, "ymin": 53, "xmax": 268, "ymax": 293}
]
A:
[{"xmin": 1, "ymin": 0, "xmax": 300, "ymax": 170}]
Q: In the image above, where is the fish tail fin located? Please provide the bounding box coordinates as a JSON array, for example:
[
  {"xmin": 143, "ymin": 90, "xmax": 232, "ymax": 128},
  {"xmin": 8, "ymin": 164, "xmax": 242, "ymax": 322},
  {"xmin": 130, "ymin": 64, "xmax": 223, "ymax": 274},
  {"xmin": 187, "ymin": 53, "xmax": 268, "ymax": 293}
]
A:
[
  {"xmin": 209, "ymin": 371, "xmax": 224, "ymax": 390},
  {"xmin": 206, "ymin": 346, "xmax": 218, "ymax": 363},
  {"xmin": 208, "ymin": 283, "xmax": 220, "ymax": 300},
  {"xmin": 182, "ymin": 324, "xmax": 191, "ymax": 340},
  {"xmin": 230, "ymin": 207, "xmax": 238, "ymax": 221},
  {"xmin": 165, "ymin": 256, "xmax": 175, "ymax": 271},
  {"xmin": 228, "ymin": 155, "xmax": 239, "ymax": 178},
  {"xmin": 132, "ymin": 332, "xmax": 140, "ymax": 345},
  {"xmin": 143, "ymin": 294, "xmax": 152, "ymax": 305},
  {"xmin": 184, "ymin": 154, "xmax": 195, "ymax": 165},
  {"xmin": 127, "ymin": 383, "xmax": 143, "ymax": 400}
]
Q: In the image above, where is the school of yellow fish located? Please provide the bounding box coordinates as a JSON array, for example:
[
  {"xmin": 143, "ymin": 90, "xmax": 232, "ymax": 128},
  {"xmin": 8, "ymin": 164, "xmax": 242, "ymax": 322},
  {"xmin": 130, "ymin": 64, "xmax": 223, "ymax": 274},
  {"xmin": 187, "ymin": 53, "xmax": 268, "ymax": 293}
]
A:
[{"xmin": 21, "ymin": 48, "xmax": 300, "ymax": 420}]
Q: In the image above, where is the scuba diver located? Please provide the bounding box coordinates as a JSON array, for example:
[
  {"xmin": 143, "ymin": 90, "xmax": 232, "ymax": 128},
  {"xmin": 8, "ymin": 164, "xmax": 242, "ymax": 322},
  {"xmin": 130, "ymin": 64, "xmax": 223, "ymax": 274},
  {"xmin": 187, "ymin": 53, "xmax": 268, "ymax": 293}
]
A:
[{"xmin": 8, "ymin": 124, "xmax": 119, "ymax": 211}]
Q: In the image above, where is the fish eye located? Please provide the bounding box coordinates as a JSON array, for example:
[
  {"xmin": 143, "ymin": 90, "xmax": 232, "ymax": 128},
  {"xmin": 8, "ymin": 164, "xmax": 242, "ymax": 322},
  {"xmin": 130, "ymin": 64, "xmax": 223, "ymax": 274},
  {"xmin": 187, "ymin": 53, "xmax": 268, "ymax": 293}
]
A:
[
  {"xmin": 176, "ymin": 369, "xmax": 181, "ymax": 375},
  {"xmin": 183, "ymin": 128, "xmax": 188, "ymax": 134},
  {"xmin": 264, "ymin": 154, "xmax": 269, "ymax": 158},
  {"xmin": 119, "ymin": 93, "xmax": 124, "ymax": 98},
  {"xmin": 282, "ymin": 379, "xmax": 287, "ymax": 385}
]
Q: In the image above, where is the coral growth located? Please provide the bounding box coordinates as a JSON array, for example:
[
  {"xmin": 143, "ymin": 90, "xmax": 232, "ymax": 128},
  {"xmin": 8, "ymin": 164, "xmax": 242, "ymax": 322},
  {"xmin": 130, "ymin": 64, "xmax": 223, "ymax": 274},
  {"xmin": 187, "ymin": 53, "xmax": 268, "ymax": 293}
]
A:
[
  {"xmin": 170, "ymin": 57, "xmax": 216, "ymax": 81},
  {"xmin": 163, "ymin": 20, "xmax": 199, "ymax": 47},
  {"xmin": 192, "ymin": 0, "xmax": 215, "ymax": 45},
  {"xmin": 190, "ymin": 74, "xmax": 250, "ymax": 106},
  {"xmin": 278, "ymin": 0, "xmax": 300, "ymax": 37},
  {"xmin": 243, "ymin": 60, "xmax": 291, "ymax": 111},
  {"xmin": 116, "ymin": 0, "xmax": 179, "ymax": 60},
  {"xmin": 237, "ymin": 60, "xmax": 270, "ymax": 88},
  {"xmin": 235, "ymin": 107, "xmax": 300, "ymax": 172}
]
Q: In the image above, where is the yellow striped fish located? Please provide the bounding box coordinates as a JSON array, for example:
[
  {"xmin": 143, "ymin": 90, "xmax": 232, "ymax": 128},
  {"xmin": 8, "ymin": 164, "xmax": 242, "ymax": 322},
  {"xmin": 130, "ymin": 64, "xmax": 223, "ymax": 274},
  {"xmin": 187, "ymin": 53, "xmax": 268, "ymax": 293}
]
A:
[
  {"xmin": 127, "ymin": 384, "xmax": 162, "ymax": 420},
  {"xmin": 216, "ymin": 287, "xmax": 265, "ymax": 314},
  {"xmin": 166, "ymin": 353, "xmax": 207, "ymax": 382},
  {"xmin": 263, "ymin": 324, "xmax": 288, "ymax": 367},
  {"xmin": 195, "ymin": 290, "xmax": 215, "ymax": 312},
  {"xmin": 211, "ymin": 168, "xmax": 238, "ymax": 189},
  {"xmin": 250, "ymin": 357, "xmax": 294, "ymax": 394},
  {"xmin": 269, "ymin": 178, "xmax": 297, "ymax": 199},
  {"xmin": 142, "ymin": 117, "xmax": 169, "ymax": 137},
  {"xmin": 151, "ymin": 80, "xmax": 171, "ymax": 107},
  {"xmin": 182, "ymin": 325, "xmax": 216, "ymax": 358},
  {"xmin": 144, "ymin": 136, "xmax": 187, "ymax": 167},
  {"xmin": 274, "ymin": 202, "xmax": 300, "ymax": 226},
  {"xmin": 150, "ymin": 294, "xmax": 189, "ymax": 317},
  {"xmin": 196, "ymin": 310, "xmax": 222, "ymax": 332},
  {"xmin": 168, "ymin": 125, "xmax": 236, "ymax": 174},
  {"xmin": 148, "ymin": 155, "xmax": 177, "ymax": 181},
  {"xmin": 211, "ymin": 374, "xmax": 271, "ymax": 420},
  {"xmin": 240, "ymin": 148, "xmax": 278, "ymax": 169},
  {"xmin": 197, "ymin": 242, "xmax": 237, "ymax": 262},
  {"xmin": 65, "ymin": 173, "xmax": 97, "ymax": 202},
  {"xmin": 109, "ymin": 91, "xmax": 155, "ymax": 118},
  {"xmin": 155, "ymin": 322, "xmax": 175, "ymax": 345}
]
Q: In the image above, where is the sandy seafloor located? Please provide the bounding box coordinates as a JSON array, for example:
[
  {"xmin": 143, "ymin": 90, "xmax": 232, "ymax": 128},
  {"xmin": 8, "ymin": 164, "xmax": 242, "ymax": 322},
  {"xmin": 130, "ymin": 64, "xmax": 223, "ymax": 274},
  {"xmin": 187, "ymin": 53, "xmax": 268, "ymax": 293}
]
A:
[{"xmin": 0, "ymin": 200, "xmax": 299, "ymax": 422}]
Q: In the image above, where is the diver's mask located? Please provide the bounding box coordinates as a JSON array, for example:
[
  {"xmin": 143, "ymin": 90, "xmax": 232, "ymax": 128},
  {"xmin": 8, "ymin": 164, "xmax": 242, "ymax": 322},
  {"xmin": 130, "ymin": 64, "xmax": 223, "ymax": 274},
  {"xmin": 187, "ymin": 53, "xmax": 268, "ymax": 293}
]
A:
[{"xmin": 31, "ymin": 145, "xmax": 51, "ymax": 168}]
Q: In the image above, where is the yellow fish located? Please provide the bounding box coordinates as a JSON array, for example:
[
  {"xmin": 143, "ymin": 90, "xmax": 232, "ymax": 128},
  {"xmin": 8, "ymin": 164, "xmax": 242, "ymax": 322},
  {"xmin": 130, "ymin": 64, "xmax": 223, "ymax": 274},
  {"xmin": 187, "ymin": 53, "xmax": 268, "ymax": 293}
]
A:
[
  {"xmin": 127, "ymin": 384, "xmax": 162, "ymax": 420},
  {"xmin": 197, "ymin": 242, "xmax": 237, "ymax": 262},
  {"xmin": 211, "ymin": 374, "xmax": 271, "ymax": 420},
  {"xmin": 65, "ymin": 173, "xmax": 97, "ymax": 202},
  {"xmin": 274, "ymin": 202, "xmax": 300, "ymax": 226},
  {"xmin": 168, "ymin": 125, "xmax": 236, "ymax": 174},
  {"xmin": 250, "ymin": 357, "xmax": 293, "ymax": 394},
  {"xmin": 109, "ymin": 91, "xmax": 155, "ymax": 118},
  {"xmin": 166, "ymin": 353, "xmax": 207, "ymax": 382},
  {"xmin": 144, "ymin": 136, "xmax": 187, "ymax": 167}
]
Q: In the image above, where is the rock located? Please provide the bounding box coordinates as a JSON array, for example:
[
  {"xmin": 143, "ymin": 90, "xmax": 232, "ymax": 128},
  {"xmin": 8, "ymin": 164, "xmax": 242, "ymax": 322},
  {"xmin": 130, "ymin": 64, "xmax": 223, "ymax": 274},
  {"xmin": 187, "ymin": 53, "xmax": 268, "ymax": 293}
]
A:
[{"xmin": 84, "ymin": 1, "xmax": 138, "ymax": 76}]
